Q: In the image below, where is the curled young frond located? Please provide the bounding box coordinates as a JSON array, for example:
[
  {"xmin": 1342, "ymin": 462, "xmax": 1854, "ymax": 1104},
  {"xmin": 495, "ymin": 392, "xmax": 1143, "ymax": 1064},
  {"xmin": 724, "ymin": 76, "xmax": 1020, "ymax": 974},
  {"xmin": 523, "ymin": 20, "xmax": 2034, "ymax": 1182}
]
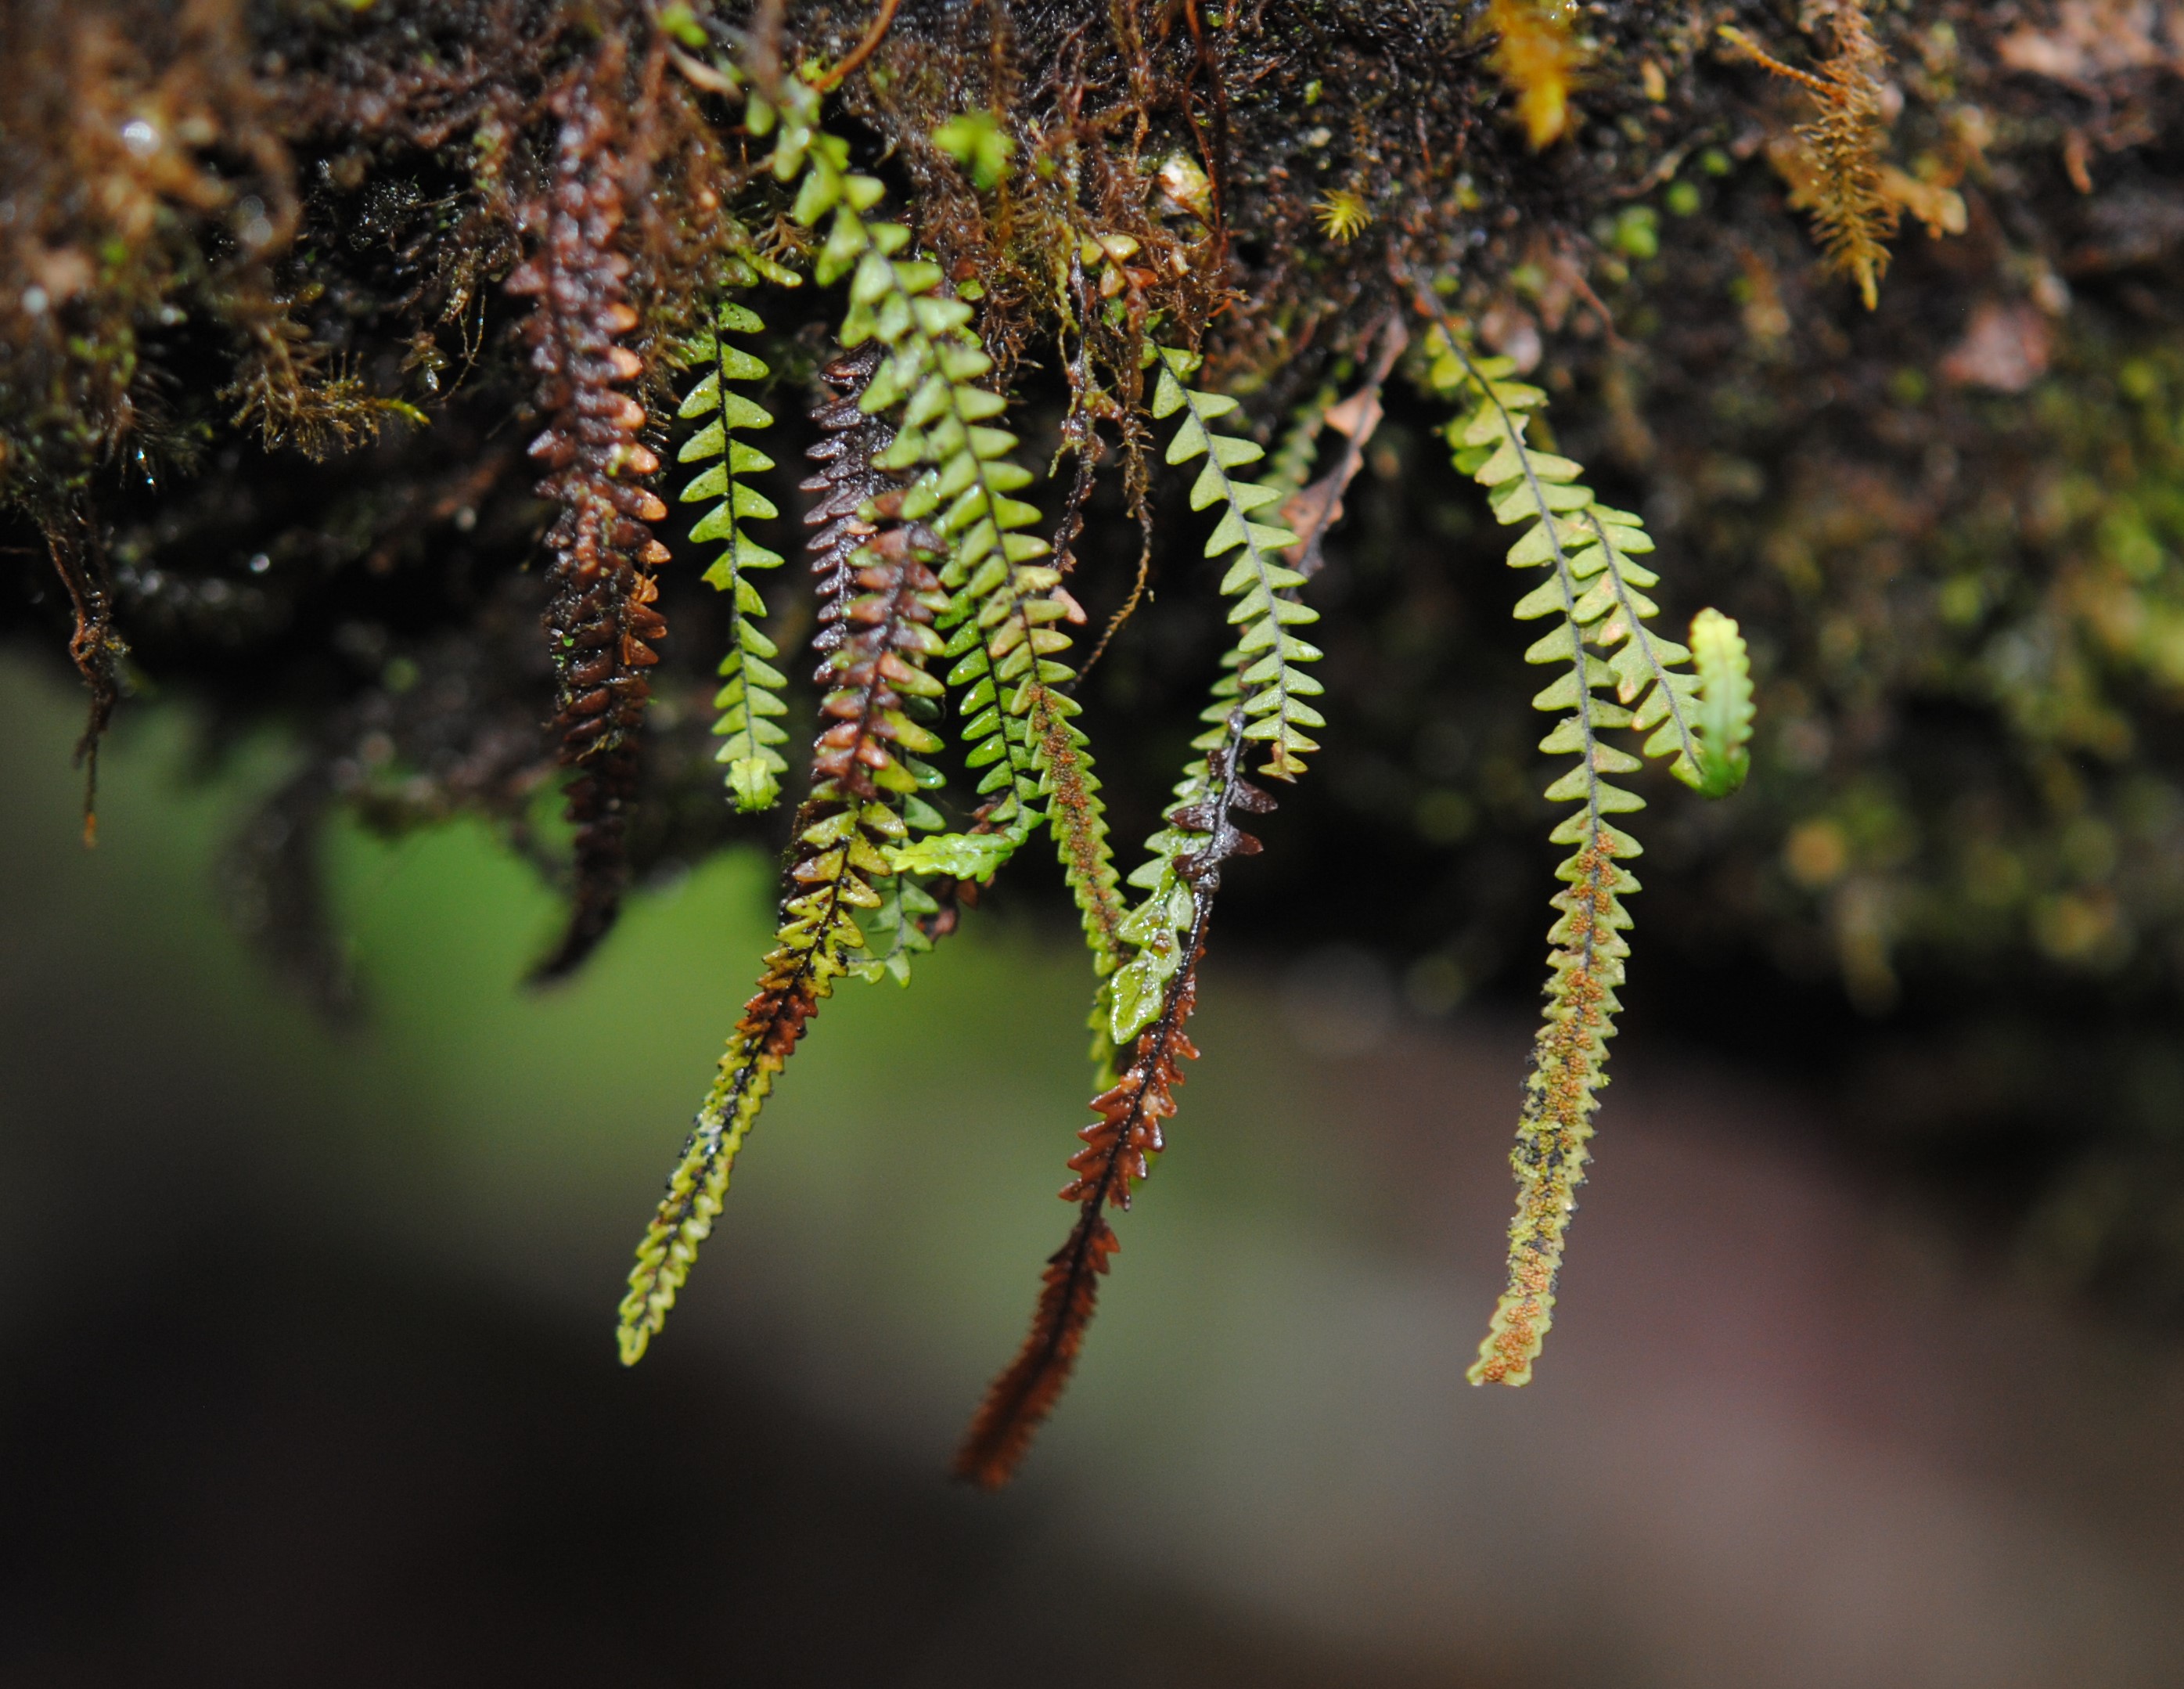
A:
[
  {"xmin": 1153, "ymin": 348, "xmax": 1322, "ymax": 780},
  {"xmin": 617, "ymin": 350, "xmax": 948, "ymax": 1363},
  {"xmin": 1417, "ymin": 313, "xmax": 1748, "ymax": 1386},
  {"xmin": 678, "ymin": 286, "xmax": 791, "ymax": 813}
]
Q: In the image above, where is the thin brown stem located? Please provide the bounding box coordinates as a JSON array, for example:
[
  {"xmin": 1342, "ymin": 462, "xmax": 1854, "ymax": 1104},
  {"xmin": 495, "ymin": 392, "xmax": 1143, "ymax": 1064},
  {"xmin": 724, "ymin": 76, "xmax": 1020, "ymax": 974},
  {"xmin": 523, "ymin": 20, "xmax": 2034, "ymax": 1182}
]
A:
[{"xmin": 811, "ymin": 0, "xmax": 903, "ymax": 92}]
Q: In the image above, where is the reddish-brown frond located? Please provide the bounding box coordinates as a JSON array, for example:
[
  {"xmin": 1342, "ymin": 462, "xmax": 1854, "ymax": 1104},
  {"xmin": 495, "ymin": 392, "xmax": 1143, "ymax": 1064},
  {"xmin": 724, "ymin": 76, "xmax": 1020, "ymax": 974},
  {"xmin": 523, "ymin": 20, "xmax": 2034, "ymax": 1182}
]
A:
[
  {"xmin": 511, "ymin": 45, "xmax": 671, "ymax": 981},
  {"xmin": 955, "ymin": 723, "xmax": 1272, "ymax": 1487},
  {"xmin": 954, "ymin": 971, "xmax": 1200, "ymax": 1489},
  {"xmin": 802, "ymin": 344, "xmax": 897, "ymax": 665},
  {"xmin": 617, "ymin": 344, "xmax": 952, "ymax": 1363}
]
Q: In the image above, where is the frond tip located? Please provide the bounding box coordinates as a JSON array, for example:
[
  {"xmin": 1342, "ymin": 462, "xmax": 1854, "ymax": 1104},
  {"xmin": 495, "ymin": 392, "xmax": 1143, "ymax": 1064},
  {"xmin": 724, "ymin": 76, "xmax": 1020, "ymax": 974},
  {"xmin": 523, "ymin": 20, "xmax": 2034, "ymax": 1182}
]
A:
[{"xmin": 1688, "ymin": 608, "xmax": 1754, "ymax": 798}]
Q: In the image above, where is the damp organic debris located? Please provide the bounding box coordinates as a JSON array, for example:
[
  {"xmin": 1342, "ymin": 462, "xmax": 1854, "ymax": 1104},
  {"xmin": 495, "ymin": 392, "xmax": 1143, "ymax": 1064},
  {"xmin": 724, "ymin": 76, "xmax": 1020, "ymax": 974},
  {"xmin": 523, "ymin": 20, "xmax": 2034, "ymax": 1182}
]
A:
[{"xmin": 8, "ymin": 0, "xmax": 2184, "ymax": 1481}]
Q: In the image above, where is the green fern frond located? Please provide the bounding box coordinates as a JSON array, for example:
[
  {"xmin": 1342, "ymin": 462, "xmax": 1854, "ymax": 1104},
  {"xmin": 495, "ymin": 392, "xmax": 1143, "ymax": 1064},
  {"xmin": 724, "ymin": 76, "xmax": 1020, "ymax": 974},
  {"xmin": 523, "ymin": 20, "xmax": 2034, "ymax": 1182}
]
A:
[
  {"xmin": 855, "ymin": 709, "xmax": 955, "ymax": 985},
  {"xmin": 678, "ymin": 289, "xmax": 790, "ymax": 812},
  {"xmin": 1152, "ymin": 348, "xmax": 1324, "ymax": 780},
  {"xmin": 621, "ymin": 77, "xmax": 1132, "ymax": 1362},
  {"xmin": 851, "ymin": 872, "xmax": 941, "ymax": 986},
  {"xmin": 1689, "ymin": 607, "xmax": 1754, "ymax": 797},
  {"xmin": 1419, "ymin": 319, "xmax": 1750, "ymax": 1388},
  {"xmin": 764, "ymin": 77, "xmax": 1124, "ymax": 982},
  {"xmin": 1028, "ymin": 681, "xmax": 1124, "ymax": 977},
  {"xmin": 1268, "ymin": 381, "xmax": 1338, "ymax": 495}
]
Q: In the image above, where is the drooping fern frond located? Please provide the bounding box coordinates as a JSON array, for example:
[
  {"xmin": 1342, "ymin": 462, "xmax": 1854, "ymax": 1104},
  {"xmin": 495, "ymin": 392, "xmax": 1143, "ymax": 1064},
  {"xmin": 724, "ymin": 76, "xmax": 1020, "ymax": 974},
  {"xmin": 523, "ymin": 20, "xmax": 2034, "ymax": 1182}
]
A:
[
  {"xmin": 509, "ymin": 47, "xmax": 673, "ymax": 981},
  {"xmin": 1152, "ymin": 348, "xmax": 1322, "ymax": 781},
  {"xmin": 620, "ymin": 78, "xmax": 1129, "ymax": 1360},
  {"xmin": 678, "ymin": 286, "xmax": 791, "ymax": 812},
  {"xmin": 954, "ymin": 326, "xmax": 1363, "ymax": 1475},
  {"xmin": 617, "ymin": 348, "xmax": 948, "ymax": 1362},
  {"xmin": 1416, "ymin": 312, "xmax": 1750, "ymax": 1387},
  {"xmin": 762, "ymin": 80, "xmax": 1118, "ymax": 948},
  {"xmin": 955, "ymin": 707, "xmax": 1273, "ymax": 1489}
]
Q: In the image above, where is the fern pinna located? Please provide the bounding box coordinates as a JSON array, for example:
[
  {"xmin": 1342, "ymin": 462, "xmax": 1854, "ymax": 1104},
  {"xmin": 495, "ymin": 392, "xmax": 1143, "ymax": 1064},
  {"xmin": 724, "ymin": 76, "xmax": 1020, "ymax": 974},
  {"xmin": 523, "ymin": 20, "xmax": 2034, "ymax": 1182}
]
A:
[
  {"xmin": 610, "ymin": 63, "xmax": 1750, "ymax": 1479},
  {"xmin": 1419, "ymin": 315, "xmax": 1751, "ymax": 1387}
]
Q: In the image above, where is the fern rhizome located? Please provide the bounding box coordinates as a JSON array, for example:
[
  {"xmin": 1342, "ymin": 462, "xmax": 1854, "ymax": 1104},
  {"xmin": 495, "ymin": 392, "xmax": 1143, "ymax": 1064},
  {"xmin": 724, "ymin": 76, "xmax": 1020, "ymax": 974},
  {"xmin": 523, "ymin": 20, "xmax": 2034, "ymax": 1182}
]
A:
[{"xmin": 0, "ymin": 0, "xmax": 1802, "ymax": 1487}]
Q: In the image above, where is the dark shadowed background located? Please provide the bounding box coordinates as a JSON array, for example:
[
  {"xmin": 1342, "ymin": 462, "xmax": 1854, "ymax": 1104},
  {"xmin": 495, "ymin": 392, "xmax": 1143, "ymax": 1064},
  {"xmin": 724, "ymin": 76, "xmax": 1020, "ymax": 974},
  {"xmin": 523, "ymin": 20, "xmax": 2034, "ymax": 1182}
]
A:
[{"xmin": 5, "ymin": 654, "xmax": 2184, "ymax": 1687}]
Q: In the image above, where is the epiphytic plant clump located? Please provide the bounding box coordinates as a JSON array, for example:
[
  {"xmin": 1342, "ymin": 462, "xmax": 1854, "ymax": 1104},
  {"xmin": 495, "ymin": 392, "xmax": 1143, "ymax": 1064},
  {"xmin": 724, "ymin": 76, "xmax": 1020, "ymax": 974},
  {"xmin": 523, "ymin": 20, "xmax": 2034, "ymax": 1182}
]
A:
[{"xmin": 13, "ymin": 0, "xmax": 2184, "ymax": 1471}]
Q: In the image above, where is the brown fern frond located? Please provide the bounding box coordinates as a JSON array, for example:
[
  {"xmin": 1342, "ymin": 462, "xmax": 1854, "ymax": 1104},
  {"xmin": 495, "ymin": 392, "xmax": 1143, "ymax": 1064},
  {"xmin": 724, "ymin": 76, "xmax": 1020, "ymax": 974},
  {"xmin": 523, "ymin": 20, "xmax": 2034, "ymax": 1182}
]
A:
[
  {"xmin": 954, "ymin": 970, "xmax": 1198, "ymax": 1489},
  {"xmin": 1721, "ymin": 3, "xmax": 1898, "ymax": 310},
  {"xmin": 511, "ymin": 47, "xmax": 672, "ymax": 981},
  {"xmin": 955, "ymin": 721, "xmax": 1272, "ymax": 1489},
  {"xmin": 801, "ymin": 344, "xmax": 895, "ymax": 664},
  {"xmin": 1470, "ymin": 834, "xmax": 1624, "ymax": 1384},
  {"xmin": 41, "ymin": 506, "xmax": 123, "ymax": 847},
  {"xmin": 1280, "ymin": 313, "xmax": 1405, "ymax": 579},
  {"xmin": 1028, "ymin": 683, "xmax": 1125, "ymax": 971}
]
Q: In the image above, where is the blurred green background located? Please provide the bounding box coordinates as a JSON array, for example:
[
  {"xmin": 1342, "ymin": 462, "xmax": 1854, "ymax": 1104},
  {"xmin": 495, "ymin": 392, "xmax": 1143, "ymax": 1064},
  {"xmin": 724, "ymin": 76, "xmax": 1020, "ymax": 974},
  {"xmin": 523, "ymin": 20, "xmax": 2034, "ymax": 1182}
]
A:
[{"xmin": 6, "ymin": 650, "xmax": 2184, "ymax": 1687}]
